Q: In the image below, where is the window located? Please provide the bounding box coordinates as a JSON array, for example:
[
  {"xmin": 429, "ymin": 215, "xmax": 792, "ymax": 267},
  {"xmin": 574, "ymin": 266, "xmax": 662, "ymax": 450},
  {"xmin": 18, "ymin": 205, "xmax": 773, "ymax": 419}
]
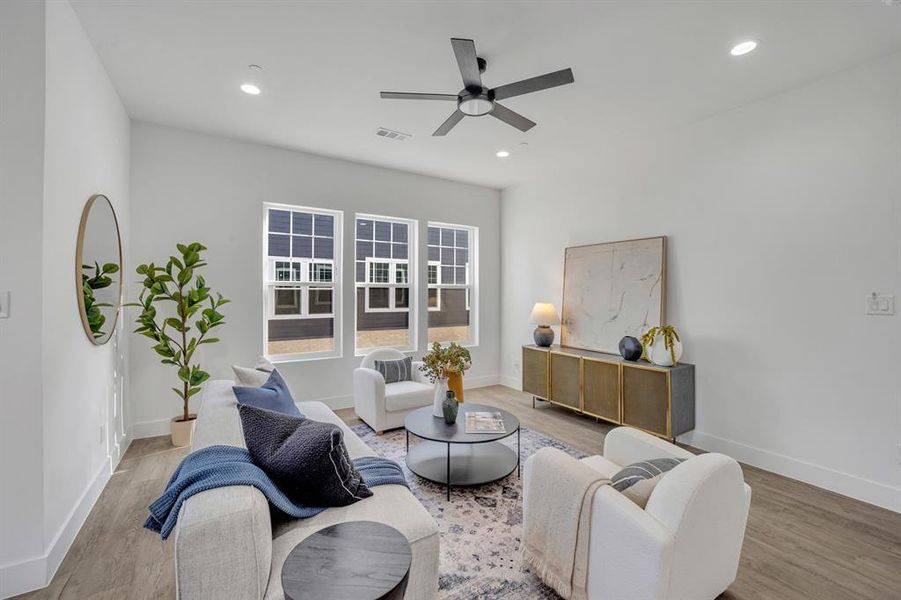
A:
[
  {"xmin": 355, "ymin": 215, "xmax": 417, "ymax": 352},
  {"xmin": 264, "ymin": 204, "xmax": 342, "ymax": 360},
  {"xmin": 427, "ymin": 222, "xmax": 477, "ymax": 345}
]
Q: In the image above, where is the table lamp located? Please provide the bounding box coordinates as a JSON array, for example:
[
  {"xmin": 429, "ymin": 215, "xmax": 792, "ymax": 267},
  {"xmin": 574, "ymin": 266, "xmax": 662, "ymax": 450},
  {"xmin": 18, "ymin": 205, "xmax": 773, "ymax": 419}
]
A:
[{"xmin": 528, "ymin": 302, "xmax": 560, "ymax": 347}]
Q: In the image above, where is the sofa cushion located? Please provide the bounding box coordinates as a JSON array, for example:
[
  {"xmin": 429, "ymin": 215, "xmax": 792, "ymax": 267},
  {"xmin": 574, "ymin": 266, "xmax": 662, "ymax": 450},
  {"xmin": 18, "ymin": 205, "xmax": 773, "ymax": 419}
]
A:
[
  {"xmin": 611, "ymin": 457, "xmax": 686, "ymax": 508},
  {"xmin": 233, "ymin": 370, "xmax": 302, "ymax": 417},
  {"xmin": 580, "ymin": 455, "xmax": 622, "ymax": 479},
  {"xmin": 373, "ymin": 356, "xmax": 413, "ymax": 383},
  {"xmin": 384, "ymin": 380, "xmax": 433, "ymax": 413},
  {"xmin": 238, "ymin": 404, "xmax": 372, "ymax": 506}
]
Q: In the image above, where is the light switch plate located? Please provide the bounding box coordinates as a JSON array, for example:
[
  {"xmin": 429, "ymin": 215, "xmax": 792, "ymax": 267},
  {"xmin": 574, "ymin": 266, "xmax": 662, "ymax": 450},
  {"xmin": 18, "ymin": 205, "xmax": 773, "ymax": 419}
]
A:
[
  {"xmin": 0, "ymin": 291, "xmax": 9, "ymax": 318},
  {"xmin": 866, "ymin": 293, "xmax": 895, "ymax": 316}
]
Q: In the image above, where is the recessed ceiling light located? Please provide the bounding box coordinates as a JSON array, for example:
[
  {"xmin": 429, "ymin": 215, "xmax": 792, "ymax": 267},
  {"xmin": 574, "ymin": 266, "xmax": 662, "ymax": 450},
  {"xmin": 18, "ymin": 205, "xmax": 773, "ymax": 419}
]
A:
[
  {"xmin": 240, "ymin": 83, "xmax": 261, "ymax": 95},
  {"xmin": 496, "ymin": 150, "xmax": 510, "ymax": 158},
  {"xmin": 730, "ymin": 40, "xmax": 758, "ymax": 56}
]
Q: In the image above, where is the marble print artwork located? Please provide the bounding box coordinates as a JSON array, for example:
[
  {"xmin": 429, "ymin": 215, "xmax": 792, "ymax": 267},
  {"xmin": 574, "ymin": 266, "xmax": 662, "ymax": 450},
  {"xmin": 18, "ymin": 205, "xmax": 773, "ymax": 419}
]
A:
[
  {"xmin": 351, "ymin": 424, "xmax": 588, "ymax": 599},
  {"xmin": 562, "ymin": 237, "xmax": 665, "ymax": 353}
]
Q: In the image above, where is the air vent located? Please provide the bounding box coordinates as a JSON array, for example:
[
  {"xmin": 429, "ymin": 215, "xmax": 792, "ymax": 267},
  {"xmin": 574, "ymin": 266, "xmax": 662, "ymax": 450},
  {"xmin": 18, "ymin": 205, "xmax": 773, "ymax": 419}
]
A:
[{"xmin": 375, "ymin": 127, "xmax": 411, "ymax": 141}]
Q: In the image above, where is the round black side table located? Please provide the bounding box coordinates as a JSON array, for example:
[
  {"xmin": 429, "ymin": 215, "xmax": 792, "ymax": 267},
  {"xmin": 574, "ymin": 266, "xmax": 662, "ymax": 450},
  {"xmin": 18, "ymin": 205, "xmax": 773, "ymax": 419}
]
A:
[{"xmin": 281, "ymin": 521, "xmax": 412, "ymax": 600}]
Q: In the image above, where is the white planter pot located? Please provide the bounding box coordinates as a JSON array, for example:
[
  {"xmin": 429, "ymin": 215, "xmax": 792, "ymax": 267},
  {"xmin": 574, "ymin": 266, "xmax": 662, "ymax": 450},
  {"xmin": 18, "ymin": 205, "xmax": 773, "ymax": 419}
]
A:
[
  {"xmin": 645, "ymin": 335, "xmax": 683, "ymax": 367},
  {"xmin": 171, "ymin": 414, "xmax": 197, "ymax": 447},
  {"xmin": 433, "ymin": 378, "xmax": 448, "ymax": 418}
]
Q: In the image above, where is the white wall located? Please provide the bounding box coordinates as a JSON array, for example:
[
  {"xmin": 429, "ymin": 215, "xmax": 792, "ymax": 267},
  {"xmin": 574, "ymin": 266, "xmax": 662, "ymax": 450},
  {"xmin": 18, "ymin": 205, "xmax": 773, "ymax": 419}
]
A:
[
  {"xmin": 128, "ymin": 122, "xmax": 500, "ymax": 432},
  {"xmin": 0, "ymin": 1, "xmax": 47, "ymax": 594},
  {"xmin": 0, "ymin": 1, "xmax": 131, "ymax": 596},
  {"xmin": 41, "ymin": 0, "xmax": 131, "ymax": 575},
  {"xmin": 501, "ymin": 53, "xmax": 901, "ymax": 512}
]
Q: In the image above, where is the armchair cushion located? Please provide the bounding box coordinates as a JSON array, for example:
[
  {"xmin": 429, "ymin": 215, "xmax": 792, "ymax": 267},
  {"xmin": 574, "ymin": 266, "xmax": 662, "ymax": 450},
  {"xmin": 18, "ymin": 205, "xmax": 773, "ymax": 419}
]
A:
[
  {"xmin": 384, "ymin": 380, "xmax": 433, "ymax": 413},
  {"xmin": 611, "ymin": 458, "xmax": 686, "ymax": 508},
  {"xmin": 373, "ymin": 356, "xmax": 413, "ymax": 383}
]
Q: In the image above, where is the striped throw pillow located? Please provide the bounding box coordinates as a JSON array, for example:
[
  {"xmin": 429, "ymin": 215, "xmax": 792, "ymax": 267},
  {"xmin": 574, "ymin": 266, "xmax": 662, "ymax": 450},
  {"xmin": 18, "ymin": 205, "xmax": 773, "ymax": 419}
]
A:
[
  {"xmin": 611, "ymin": 457, "xmax": 686, "ymax": 508},
  {"xmin": 373, "ymin": 356, "xmax": 413, "ymax": 384}
]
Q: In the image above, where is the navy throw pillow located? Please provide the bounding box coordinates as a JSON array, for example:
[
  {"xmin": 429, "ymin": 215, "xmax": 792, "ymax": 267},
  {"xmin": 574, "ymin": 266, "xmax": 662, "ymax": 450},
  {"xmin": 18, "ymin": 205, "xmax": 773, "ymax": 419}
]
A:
[
  {"xmin": 233, "ymin": 370, "xmax": 302, "ymax": 417},
  {"xmin": 238, "ymin": 404, "xmax": 372, "ymax": 506}
]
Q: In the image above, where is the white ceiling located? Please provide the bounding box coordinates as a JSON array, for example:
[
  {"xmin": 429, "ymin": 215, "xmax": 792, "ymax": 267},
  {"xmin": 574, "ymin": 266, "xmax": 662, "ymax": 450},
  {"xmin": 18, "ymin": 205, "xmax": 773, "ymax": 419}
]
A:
[{"xmin": 71, "ymin": 0, "xmax": 901, "ymax": 189}]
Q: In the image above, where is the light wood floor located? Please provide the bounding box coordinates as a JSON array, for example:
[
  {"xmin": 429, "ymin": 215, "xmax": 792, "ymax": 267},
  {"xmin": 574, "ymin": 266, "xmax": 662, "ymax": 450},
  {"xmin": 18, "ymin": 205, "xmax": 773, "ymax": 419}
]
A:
[{"xmin": 17, "ymin": 385, "xmax": 901, "ymax": 599}]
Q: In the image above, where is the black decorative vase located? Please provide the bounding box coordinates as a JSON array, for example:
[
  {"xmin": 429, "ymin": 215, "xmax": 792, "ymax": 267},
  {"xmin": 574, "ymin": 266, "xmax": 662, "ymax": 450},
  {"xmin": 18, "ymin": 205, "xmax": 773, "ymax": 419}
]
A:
[
  {"xmin": 619, "ymin": 336, "xmax": 642, "ymax": 361},
  {"xmin": 442, "ymin": 390, "xmax": 459, "ymax": 424}
]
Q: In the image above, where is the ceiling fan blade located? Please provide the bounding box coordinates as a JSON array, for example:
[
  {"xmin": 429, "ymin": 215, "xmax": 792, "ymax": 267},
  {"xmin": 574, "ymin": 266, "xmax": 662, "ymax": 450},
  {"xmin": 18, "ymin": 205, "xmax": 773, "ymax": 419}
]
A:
[
  {"xmin": 380, "ymin": 92, "xmax": 459, "ymax": 101},
  {"xmin": 492, "ymin": 68, "xmax": 575, "ymax": 101},
  {"xmin": 451, "ymin": 38, "xmax": 482, "ymax": 90},
  {"xmin": 490, "ymin": 103, "xmax": 536, "ymax": 132},
  {"xmin": 433, "ymin": 110, "xmax": 465, "ymax": 136}
]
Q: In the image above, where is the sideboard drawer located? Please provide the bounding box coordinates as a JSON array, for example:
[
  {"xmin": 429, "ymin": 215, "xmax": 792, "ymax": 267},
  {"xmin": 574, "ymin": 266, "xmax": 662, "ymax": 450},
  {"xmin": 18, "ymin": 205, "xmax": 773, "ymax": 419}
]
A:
[
  {"xmin": 582, "ymin": 358, "xmax": 620, "ymax": 423},
  {"xmin": 549, "ymin": 352, "xmax": 581, "ymax": 410},
  {"xmin": 521, "ymin": 346, "xmax": 549, "ymax": 399},
  {"xmin": 622, "ymin": 365, "xmax": 669, "ymax": 437}
]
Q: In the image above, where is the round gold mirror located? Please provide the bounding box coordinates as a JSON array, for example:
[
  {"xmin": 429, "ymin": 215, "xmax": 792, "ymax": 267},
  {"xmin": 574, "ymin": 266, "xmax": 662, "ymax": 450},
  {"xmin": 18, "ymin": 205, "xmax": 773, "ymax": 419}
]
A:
[{"xmin": 76, "ymin": 194, "xmax": 123, "ymax": 345}]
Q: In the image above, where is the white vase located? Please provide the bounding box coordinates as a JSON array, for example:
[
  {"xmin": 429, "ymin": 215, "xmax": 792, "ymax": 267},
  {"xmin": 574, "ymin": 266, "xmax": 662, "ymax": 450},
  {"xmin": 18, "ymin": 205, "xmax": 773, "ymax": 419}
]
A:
[
  {"xmin": 433, "ymin": 378, "xmax": 448, "ymax": 418},
  {"xmin": 645, "ymin": 334, "xmax": 683, "ymax": 367}
]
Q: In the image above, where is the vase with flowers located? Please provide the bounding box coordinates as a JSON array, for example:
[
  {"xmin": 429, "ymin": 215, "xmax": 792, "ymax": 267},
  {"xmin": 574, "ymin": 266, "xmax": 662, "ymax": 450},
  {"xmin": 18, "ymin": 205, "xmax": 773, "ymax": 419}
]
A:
[{"xmin": 420, "ymin": 342, "xmax": 472, "ymax": 418}]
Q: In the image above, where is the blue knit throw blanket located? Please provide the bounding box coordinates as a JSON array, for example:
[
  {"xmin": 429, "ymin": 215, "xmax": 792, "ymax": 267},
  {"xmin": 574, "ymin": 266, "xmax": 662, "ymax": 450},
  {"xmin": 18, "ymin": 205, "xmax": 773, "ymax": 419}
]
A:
[{"xmin": 144, "ymin": 445, "xmax": 407, "ymax": 539}]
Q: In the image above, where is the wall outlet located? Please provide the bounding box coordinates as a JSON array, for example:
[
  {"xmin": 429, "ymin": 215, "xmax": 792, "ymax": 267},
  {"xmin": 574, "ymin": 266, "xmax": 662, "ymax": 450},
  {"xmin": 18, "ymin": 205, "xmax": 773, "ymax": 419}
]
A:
[{"xmin": 865, "ymin": 293, "xmax": 895, "ymax": 316}]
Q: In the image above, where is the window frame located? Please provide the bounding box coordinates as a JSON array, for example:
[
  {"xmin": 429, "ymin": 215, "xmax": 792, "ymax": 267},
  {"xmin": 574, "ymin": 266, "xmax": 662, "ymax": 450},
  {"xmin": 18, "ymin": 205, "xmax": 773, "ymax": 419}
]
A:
[
  {"xmin": 427, "ymin": 221, "xmax": 478, "ymax": 347},
  {"xmin": 354, "ymin": 213, "xmax": 418, "ymax": 355},
  {"xmin": 263, "ymin": 202, "xmax": 343, "ymax": 362}
]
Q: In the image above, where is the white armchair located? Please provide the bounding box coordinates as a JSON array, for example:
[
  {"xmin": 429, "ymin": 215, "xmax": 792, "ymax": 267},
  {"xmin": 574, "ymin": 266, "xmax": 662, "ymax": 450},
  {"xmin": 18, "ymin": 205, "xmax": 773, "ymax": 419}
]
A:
[
  {"xmin": 353, "ymin": 348, "xmax": 434, "ymax": 434},
  {"xmin": 523, "ymin": 427, "xmax": 751, "ymax": 600}
]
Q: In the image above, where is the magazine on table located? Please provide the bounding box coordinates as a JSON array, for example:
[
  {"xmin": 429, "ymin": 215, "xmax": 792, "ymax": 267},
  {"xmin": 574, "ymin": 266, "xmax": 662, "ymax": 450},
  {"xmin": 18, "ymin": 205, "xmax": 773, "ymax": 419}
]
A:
[{"xmin": 464, "ymin": 411, "xmax": 506, "ymax": 434}]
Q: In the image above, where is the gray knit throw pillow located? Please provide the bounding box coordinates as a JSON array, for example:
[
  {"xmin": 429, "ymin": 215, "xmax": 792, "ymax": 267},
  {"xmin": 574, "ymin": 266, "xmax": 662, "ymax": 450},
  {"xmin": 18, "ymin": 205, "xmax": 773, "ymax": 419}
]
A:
[
  {"xmin": 238, "ymin": 404, "xmax": 372, "ymax": 506},
  {"xmin": 373, "ymin": 356, "xmax": 413, "ymax": 384},
  {"xmin": 611, "ymin": 457, "xmax": 686, "ymax": 508}
]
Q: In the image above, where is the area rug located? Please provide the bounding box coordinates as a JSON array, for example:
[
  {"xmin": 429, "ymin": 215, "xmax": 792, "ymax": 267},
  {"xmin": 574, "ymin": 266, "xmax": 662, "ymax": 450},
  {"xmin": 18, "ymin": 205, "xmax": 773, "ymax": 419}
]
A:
[{"xmin": 351, "ymin": 423, "xmax": 588, "ymax": 599}]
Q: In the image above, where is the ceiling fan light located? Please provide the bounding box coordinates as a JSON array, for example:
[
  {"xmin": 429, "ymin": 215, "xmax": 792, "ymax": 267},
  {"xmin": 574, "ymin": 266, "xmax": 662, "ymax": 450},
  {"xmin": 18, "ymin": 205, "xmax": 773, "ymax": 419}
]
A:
[{"xmin": 459, "ymin": 97, "xmax": 493, "ymax": 116}]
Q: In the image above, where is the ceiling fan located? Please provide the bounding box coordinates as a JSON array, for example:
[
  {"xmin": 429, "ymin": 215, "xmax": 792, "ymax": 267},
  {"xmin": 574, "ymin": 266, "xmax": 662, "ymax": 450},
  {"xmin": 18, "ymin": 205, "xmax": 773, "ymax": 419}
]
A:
[{"xmin": 380, "ymin": 38, "xmax": 575, "ymax": 136}]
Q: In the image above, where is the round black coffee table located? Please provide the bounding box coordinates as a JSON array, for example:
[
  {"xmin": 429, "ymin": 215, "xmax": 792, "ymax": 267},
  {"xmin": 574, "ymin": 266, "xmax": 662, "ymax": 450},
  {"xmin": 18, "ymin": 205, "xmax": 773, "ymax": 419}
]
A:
[
  {"xmin": 281, "ymin": 521, "xmax": 411, "ymax": 600},
  {"xmin": 404, "ymin": 403, "xmax": 520, "ymax": 499}
]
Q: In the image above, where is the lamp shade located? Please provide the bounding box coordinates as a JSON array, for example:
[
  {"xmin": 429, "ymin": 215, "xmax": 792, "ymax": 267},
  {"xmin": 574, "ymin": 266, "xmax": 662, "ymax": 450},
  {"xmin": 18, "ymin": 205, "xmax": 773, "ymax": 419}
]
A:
[{"xmin": 529, "ymin": 302, "xmax": 560, "ymax": 326}]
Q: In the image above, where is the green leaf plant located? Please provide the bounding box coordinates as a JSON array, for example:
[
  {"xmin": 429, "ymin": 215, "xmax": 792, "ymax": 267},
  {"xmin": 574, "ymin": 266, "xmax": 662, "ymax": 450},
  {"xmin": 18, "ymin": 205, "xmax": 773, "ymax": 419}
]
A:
[
  {"xmin": 126, "ymin": 243, "xmax": 229, "ymax": 423},
  {"xmin": 640, "ymin": 325, "xmax": 681, "ymax": 365},
  {"xmin": 81, "ymin": 261, "xmax": 120, "ymax": 338},
  {"xmin": 419, "ymin": 342, "xmax": 472, "ymax": 384}
]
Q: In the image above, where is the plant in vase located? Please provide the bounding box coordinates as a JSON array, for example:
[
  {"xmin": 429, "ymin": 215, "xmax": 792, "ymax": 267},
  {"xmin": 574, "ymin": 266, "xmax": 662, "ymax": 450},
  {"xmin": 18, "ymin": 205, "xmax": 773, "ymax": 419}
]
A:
[
  {"xmin": 641, "ymin": 325, "xmax": 682, "ymax": 367},
  {"xmin": 420, "ymin": 342, "xmax": 472, "ymax": 418},
  {"xmin": 127, "ymin": 242, "xmax": 229, "ymax": 446}
]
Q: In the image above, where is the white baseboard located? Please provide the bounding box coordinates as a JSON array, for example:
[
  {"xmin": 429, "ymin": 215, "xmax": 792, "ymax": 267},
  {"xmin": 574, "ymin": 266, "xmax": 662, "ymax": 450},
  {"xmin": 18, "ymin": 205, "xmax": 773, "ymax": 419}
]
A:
[
  {"xmin": 681, "ymin": 430, "xmax": 901, "ymax": 513},
  {"xmin": 499, "ymin": 375, "xmax": 521, "ymax": 390},
  {"xmin": 464, "ymin": 374, "xmax": 501, "ymax": 389},
  {"xmin": 0, "ymin": 438, "xmax": 133, "ymax": 599},
  {"xmin": 128, "ymin": 417, "xmax": 172, "ymax": 440}
]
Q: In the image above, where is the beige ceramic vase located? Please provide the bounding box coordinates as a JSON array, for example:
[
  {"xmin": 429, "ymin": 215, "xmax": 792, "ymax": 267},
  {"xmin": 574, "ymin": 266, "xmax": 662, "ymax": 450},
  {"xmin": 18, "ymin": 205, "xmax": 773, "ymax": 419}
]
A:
[{"xmin": 171, "ymin": 414, "xmax": 197, "ymax": 447}]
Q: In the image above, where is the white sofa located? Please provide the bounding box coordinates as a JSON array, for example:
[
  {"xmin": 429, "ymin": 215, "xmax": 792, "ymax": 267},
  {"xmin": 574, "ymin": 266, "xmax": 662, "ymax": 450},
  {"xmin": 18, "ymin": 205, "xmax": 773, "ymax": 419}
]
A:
[
  {"xmin": 523, "ymin": 427, "xmax": 751, "ymax": 600},
  {"xmin": 353, "ymin": 348, "xmax": 434, "ymax": 433},
  {"xmin": 173, "ymin": 380, "xmax": 440, "ymax": 599}
]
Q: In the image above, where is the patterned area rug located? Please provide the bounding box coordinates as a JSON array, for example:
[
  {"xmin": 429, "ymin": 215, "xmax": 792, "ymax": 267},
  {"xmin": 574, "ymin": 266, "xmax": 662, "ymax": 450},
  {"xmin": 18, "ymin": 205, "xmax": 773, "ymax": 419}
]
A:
[{"xmin": 351, "ymin": 423, "xmax": 588, "ymax": 599}]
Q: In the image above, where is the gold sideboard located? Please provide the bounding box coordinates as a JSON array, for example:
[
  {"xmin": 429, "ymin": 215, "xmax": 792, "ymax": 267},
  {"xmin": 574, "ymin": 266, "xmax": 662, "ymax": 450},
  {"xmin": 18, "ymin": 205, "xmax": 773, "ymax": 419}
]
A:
[{"xmin": 522, "ymin": 344, "xmax": 695, "ymax": 440}]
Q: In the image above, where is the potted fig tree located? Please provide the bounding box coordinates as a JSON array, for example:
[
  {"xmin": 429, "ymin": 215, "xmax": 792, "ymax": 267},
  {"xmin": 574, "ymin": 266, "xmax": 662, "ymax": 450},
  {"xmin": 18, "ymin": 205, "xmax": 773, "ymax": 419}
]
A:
[{"xmin": 129, "ymin": 242, "xmax": 229, "ymax": 447}]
